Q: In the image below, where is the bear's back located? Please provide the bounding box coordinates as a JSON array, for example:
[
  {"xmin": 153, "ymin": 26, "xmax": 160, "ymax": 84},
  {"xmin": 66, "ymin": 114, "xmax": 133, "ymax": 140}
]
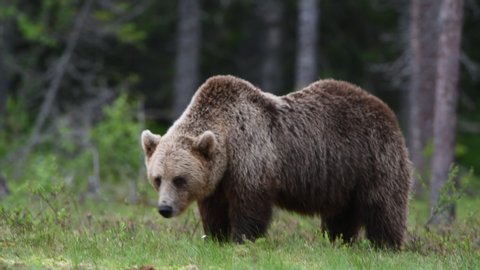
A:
[
  {"xmin": 277, "ymin": 79, "xmax": 399, "ymax": 137},
  {"xmin": 271, "ymin": 80, "xmax": 408, "ymax": 215},
  {"xmin": 284, "ymin": 79, "xmax": 396, "ymax": 124}
]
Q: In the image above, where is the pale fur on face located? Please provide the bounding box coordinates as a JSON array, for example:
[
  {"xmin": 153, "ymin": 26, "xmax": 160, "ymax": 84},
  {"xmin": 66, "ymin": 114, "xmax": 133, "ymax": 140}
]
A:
[{"xmin": 141, "ymin": 129, "xmax": 225, "ymax": 217}]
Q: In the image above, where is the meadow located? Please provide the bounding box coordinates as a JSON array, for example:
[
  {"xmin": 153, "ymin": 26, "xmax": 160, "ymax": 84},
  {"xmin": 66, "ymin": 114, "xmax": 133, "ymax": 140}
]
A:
[{"xmin": 1, "ymin": 181, "xmax": 479, "ymax": 270}]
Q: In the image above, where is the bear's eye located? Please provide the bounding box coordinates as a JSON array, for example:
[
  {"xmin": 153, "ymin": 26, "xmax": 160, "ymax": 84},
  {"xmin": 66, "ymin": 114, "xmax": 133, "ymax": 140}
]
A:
[
  {"xmin": 173, "ymin": 176, "xmax": 186, "ymax": 188},
  {"xmin": 153, "ymin": 176, "xmax": 162, "ymax": 188}
]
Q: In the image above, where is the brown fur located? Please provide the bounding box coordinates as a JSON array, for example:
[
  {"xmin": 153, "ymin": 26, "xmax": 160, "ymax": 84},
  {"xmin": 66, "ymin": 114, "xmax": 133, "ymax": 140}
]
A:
[{"xmin": 141, "ymin": 75, "xmax": 411, "ymax": 249}]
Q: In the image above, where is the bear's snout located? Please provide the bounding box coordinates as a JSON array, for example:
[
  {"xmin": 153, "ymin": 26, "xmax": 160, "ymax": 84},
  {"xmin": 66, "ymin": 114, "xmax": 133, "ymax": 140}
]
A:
[{"xmin": 158, "ymin": 205, "xmax": 173, "ymax": 218}]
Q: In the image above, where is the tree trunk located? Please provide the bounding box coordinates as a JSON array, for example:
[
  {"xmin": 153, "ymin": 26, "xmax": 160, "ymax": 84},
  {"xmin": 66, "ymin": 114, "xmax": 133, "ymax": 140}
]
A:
[
  {"xmin": 0, "ymin": 174, "xmax": 8, "ymax": 199},
  {"xmin": 258, "ymin": 0, "xmax": 283, "ymax": 94},
  {"xmin": 429, "ymin": 0, "xmax": 463, "ymax": 226},
  {"xmin": 0, "ymin": 52, "xmax": 8, "ymax": 128},
  {"xmin": 173, "ymin": 0, "xmax": 202, "ymax": 119},
  {"xmin": 0, "ymin": 48, "xmax": 8, "ymax": 195},
  {"xmin": 408, "ymin": 0, "xmax": 440, "ymax": 197},
  {"xmin": 295, "ymin": 0, "xmax": 319, "ymax": 89},
  {"xmin": 0, "ymin": 25, "xmax": 11, "ymax": 129}
]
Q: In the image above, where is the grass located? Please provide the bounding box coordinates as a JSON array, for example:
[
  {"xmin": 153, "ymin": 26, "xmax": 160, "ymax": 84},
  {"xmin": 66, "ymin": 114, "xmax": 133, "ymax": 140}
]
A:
[{"xmin": 1, "ymin": 184, "xmax": 480, "ymax": 269}]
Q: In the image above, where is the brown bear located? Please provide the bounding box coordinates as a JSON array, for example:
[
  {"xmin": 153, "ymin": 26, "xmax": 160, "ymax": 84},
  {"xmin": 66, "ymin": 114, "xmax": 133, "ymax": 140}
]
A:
[{"xmin": 141, "ymin": 75, "xmax": 411, "ymax": 249}]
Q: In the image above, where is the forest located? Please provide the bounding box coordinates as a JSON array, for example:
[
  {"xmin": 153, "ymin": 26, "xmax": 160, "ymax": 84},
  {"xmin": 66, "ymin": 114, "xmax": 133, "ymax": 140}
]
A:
[{"xmin": 0, "ymin": 0, "xmax": 479, "ymax": 269}]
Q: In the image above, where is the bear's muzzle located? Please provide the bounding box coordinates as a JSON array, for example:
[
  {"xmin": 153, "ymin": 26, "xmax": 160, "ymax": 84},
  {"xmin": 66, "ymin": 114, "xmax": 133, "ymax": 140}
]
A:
[{"xmin": 158, "ymin": 205, "xmax": 173, "ymax": 218}]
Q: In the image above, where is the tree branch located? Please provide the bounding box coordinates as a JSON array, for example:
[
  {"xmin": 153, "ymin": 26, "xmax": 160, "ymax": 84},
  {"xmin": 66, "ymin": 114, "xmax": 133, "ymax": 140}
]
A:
[
  {"xmin": 15, "ymin": 0, "xmax": 93, "ymax": 178},
  {"xmin": 460, "ymin": 52, "xmax": 480, "ymax": 82}
]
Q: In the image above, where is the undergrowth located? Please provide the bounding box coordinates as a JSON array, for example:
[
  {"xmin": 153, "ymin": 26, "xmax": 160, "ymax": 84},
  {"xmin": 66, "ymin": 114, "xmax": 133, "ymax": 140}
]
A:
[{"xmin": 1, "ymin": 181, "xmax": 479, "ymax": 269}]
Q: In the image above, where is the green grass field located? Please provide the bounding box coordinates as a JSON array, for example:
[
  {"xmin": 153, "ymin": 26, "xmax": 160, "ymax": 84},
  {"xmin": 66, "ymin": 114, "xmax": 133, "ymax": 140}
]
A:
[{"xmin": 1, "ymin": 184, "xmax": 479, "ymax": 270}]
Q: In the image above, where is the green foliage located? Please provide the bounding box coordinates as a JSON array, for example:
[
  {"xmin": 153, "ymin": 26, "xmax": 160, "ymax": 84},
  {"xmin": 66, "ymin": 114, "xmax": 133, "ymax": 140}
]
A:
[
  {"xmin": 426, "ymin": 165, "xmax": 476, "ymax": 228},
  {"xmin": 17, "ymin": 13, "xmax": 56, "ymax": 46},
  {"xmin": 0, "ymin": 0, "xmax": 78, "ymax": 47},
  {"xmin": 116, "ymin": 23, "xmax": 147, "ymax": 45},
  {"xmin": 2, "ymin": 154, "xmax": 61, "ymax": 206},
  {"xmin": 93, "ymin": 1, "xmax": 147, "ymax": 46},
  {"xmin": 436, "ymin": 166, "xmax": 473, "ymax": 213},
  {"xmin": 1, "ymin": 94, "xmax": 143, "ymax": 195},
  {"xmin": 431, "ymin": 166, "xmax": 460, "ymax": 217},
  {"xmin": 0, "ymin": 98, "xmax": 30, "ymax": 160},
  {"xmin": 0, "ymin": 4, "xmax": 16, "ymax": 19},
  {"xmin": 416, "ymin": 142, "xmax": 476, "ymax": 200},
  {"xmin": 24, "ymin": 154, "xmax": 62, "ymax": 194},
  {"xmin": 90, "ymin": 94, "xmax": 142, "ymax": 183}
]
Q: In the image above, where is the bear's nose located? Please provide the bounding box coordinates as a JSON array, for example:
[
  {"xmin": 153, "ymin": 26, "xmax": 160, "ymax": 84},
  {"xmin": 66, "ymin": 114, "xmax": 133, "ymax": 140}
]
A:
[{"xmin": 158, "ymin": 205, "xmax": 173, "ymax": 218}]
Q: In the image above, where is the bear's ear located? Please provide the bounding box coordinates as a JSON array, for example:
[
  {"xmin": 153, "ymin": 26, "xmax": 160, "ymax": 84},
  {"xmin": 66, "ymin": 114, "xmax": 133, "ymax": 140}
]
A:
[
  {"xmin": 193, "ymin": 130, "xmax": 217, "ymax": 158},
  {"xmin": 141, "ymin": 130, "xmax": 161, "ymax": 158}
]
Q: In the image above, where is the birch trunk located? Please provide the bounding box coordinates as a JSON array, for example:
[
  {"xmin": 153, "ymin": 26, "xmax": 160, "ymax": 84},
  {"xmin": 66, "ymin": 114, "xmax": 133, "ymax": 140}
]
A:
[
  {"xmin": 259, "ymin": 0, "xmax": 283, "ymax": 93},
  {"xmin": 295, "ymin": 0, "xmax": 319, "ymax": 89},
  {"xmin": 173, "ymin": 0, "xmax": 202, "ymax": 119},
  {"xmin": 429, "ymin": 0, "xmax": 464, "ymax": 226},
  {"xmin": 408, "ymin": 0, "xmax": 439, "ymax": 196}
]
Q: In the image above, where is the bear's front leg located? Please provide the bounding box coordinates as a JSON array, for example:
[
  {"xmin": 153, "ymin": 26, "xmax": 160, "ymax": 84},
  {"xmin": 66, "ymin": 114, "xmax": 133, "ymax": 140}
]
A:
[
  {"xmin": 198, "ymin": 188, "xmax": 230, "ymax": 242},
  {"xmin": 228, "ymin": 191, "xmax": 273, "ymax": 243}
]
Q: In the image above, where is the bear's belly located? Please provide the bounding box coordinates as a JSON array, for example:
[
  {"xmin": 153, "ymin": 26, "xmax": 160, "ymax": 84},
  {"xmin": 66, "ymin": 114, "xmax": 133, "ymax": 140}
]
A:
[{"xmin": 274, "ymin": 190, "xmax": 340, "ymax": 217}]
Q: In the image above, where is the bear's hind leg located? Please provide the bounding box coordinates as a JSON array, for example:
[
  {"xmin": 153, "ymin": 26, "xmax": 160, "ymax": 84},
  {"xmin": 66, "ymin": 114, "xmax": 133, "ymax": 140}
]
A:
[
  {"xmin": 322, "ymin": 205, "xmax": 361, "ymax": 244},
  {"xmin": 363, "ymin": 199, "xmax": 406, "ymax": 249}
]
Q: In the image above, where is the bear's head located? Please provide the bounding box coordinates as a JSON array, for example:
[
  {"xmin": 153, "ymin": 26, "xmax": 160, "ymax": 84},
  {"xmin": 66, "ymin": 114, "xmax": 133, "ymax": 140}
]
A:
[{"xmin": 141, "ymin": 129, "xmax": 227, "ymax": 218}]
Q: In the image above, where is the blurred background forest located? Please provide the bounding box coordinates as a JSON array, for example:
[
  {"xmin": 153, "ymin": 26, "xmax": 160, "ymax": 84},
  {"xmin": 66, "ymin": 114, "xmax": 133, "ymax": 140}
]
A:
[{"xmin": 0, "ymin": 0, "xmax": 479, "ymax": 224}]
